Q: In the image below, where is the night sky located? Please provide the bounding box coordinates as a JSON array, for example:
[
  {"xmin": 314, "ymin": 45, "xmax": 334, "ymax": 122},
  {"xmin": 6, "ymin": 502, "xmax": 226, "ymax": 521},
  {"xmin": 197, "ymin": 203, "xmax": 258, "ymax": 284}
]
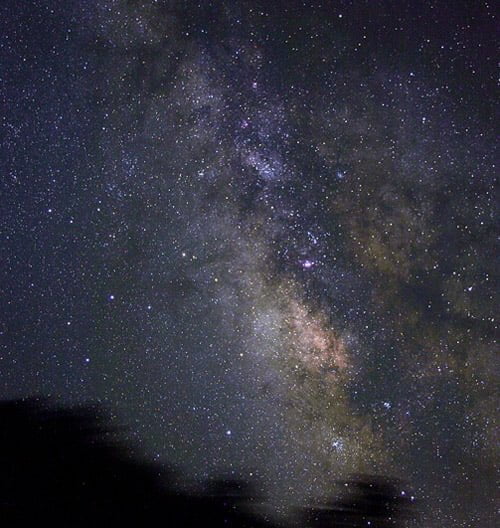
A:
[{"xmin": 1, "ymin": 1, "xmax": 497, "ymax": 526}]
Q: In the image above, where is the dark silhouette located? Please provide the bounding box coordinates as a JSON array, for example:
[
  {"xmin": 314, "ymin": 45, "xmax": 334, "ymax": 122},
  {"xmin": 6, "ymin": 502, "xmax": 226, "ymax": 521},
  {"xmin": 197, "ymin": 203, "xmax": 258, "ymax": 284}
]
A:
[
  {"xmin": 301, "ymin": 476, "xmax": 416, "ymax": 527},
  {"xmin": 0, "ymin": 399, "xmax": 416, "ymax": 527},
  {"xmin": 0, "ymin": 398, "xmax": 276, "ymax": 527}
]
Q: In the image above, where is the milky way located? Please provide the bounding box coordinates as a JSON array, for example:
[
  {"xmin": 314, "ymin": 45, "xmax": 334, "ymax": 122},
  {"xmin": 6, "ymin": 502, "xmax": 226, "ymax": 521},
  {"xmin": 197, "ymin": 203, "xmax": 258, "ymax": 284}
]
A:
[{"xmin": 1, "ymin": 1, "xmax": 497, "ymax": 526}]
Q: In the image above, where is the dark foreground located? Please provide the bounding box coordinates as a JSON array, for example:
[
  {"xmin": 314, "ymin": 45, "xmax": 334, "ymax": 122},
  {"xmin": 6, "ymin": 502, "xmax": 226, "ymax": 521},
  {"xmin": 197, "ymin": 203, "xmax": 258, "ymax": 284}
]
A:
[{"xmin": 0, "ymin": 399, "xmax": 417, "ymax": 527}]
